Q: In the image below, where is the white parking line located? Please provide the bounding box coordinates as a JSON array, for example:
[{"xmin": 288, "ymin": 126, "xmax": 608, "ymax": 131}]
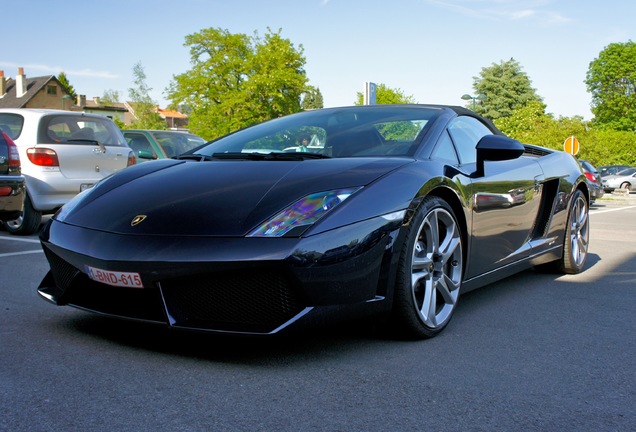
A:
[
  {"xmin": 0, "ymin": 236, "xmax": 40, "ymax": 243},
  {"xmin": 591, "ymin": 205, "xmax": 636, "ymax": 215},
  {"xmin": 0, "ymin": 250, "xmax": 43, "ymax": 258}
]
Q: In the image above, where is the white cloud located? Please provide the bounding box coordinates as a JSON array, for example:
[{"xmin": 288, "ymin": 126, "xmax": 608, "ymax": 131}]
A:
[
  {"xmin": 0, "ymin": 61, "xmax": 118, "ymax": 79},
  {"xmin": 426, "ymin": 0, "xmax": 572, "ymax": 25}
]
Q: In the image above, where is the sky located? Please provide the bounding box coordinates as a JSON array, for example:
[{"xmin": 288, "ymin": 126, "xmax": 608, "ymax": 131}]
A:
[{"xmin": 4, "ymin": 0, "xmax": 635, "ymax": 120}]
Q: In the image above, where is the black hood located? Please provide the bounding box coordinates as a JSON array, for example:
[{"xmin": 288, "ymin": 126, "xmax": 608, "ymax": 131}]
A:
[{"xmin": 60, "ymin": 157, "xmax": 413, "ymax": 236}]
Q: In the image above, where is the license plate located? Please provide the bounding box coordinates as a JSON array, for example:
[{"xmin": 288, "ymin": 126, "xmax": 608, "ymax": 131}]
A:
[
  {"xmin": 85, "ymin": 265, "xmax": 144, "ymax": 288},
  {"xmin": 80, "ymin": 183, "xmax": 94, "ymax": 192}
]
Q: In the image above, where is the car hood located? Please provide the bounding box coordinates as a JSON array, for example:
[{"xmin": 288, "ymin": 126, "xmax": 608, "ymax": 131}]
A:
[{"xmin": 59, "ymin": 157, "xmax": 413, "ymax": 236}]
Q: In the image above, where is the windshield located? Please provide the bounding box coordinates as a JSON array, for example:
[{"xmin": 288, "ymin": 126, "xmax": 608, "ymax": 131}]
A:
[
  {"xmin": 40, "ymin": 114, "xmax": 128, "ymax": 146},
  {"xmin": 194, "ymin": 106, "xmax": 441, "ymax": 158}
]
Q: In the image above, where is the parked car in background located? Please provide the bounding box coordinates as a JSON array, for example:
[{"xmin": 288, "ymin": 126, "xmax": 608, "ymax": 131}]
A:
[
  {"xmin": 579, "ymin": 159, "xmax": 604, "ymax": 203},
  {"xmin": 0, "ymin": 129, "xmax": 25, "ymax": 222},
  {"xmin": 598, "ymin": 165, "xmax": 633, "ymax": 177},
  {"xmin": 602, "ymin": 167, "xmax": 636, "ymax": 192},
  {"xmin": 122, "ymin": 130, "xmax": 206, "ymax": 162},
  {"xmin": 0, "ymin": 109, "xmax": 136, "ymax": 235}
]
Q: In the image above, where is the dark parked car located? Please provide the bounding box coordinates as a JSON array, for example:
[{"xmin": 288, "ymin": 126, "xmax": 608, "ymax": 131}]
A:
[
  {"xmin": 122, "ymin": 130, "xmax": 206, "ymax": 162},
  {"xmin": 598, "ymin": 165, "xmax": 633, "ymax": 177},
  {"xmin": 0, "ymin": 129, "xmax": 25, "ymax": 222},
  {"xmin": 38, "ymin": 105, "xmax": 590, "ymax": 339},
  {"xmin": 579, "ymin": 159, "xmax": 604, "ymax": 203}
]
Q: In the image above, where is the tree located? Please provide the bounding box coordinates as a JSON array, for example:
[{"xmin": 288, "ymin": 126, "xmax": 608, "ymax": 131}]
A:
[
  {"xmin": 495, "ymin": 101, "xmax": 583, "ymax": 150},
  {"xmin": 100, "ymin": 89, "xmax": 121, "ymax": 105},
  {"xmin": 495, "ymin": 101, "xmax": 636, "ymax": 167},
  {"xmin": 57, "ymin": 71, "xmax": 76, "ymax": 99},
  {"xmin": 167, "ymin": 27, "xmax": 311, "ymax": 140},
  {"xmin": 128, "ymin": 62, "xmax": 166, "ymax": 130},
  {"xmin": 354, "ymin": 83, "xmax": 415, "ymax": 105},
  {"xmin": 471, "ymin": 58, "xmax": 542, "ymax": 120},
  {"xmin": 301, "ymin": 87, "xmax": 324, "ymax": 110},
  {"xmin": 585, "ymin": 41, "xmax": 636, "ymax": 131}
]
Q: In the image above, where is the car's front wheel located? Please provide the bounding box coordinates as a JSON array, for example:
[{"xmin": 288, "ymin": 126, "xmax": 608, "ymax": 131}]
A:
[
  {"xmin": 4, "ymin": 196, "xmax": 42, "ymax": 236},
  {"xmin": 391, "ymin": 196, "xmax": 463, "ymax": 339},
  {"xmin": 560, "ymin": 189, "xmax": 589, "ymax": 274},
  {"xmin": 620, "ymin": 182, "xmax": 632, "ymax": 191}
]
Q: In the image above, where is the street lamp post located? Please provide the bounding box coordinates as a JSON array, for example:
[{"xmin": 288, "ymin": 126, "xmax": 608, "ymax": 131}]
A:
[{"xmin": 461, "ymin": 93, "xmax": 487, "ymax": 110}]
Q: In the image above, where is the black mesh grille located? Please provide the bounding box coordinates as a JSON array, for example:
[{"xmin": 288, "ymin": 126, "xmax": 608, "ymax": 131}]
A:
[
  {"xmin": 43, "ymin": 246, "xmax": 80, "ymax": 292},
  {"xmin": 42, "ymin": 246, "xmax": 166, "ymax": 323},
  {"xmin": 65, "ymin": 276, "xmax": 166, "ymax": 323},
  {"xmin": 160, "ymin": 269, "xmax": 305, "ymax": 333}
]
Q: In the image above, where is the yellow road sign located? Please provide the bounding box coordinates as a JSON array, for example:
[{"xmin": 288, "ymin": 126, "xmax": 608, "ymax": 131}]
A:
[{"xmin": 564, "ymin": 136, "xmax": 580, "ymax": 155}]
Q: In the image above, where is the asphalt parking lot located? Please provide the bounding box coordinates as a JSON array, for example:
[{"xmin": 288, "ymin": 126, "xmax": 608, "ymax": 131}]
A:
[{"xmin": 1, "ymin": 195, "xmax": 635, "ymax": 432}]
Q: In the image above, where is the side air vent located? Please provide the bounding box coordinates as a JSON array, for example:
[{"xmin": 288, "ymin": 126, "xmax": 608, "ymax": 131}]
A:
[
  {"xmin": 531, "ymin": 178, "xmax": 560, "ymax": 239},
  {"xmin": 523, "ymin": 145, "xmax": 553, "ymax": 157}
]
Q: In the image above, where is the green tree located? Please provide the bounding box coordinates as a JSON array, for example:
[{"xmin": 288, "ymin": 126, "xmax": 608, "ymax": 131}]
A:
[
  {"xmin": 586, "ymin": 41, "xmax": 636, "ymax": 131},
  {"xmin": 100, "ymin": 89, "xmax": 121, "ymax": 105},
  {"xmin": 301, "ymin": 87, "xmax": 324, "ymax": 110},
  {"xmin": 495, "ymin": 102, "xmax": 636, "ymax": 167},
  {"xmin": 471, "ymin": 58, "xmax": 542, "ymax": 120},
  {"xmin": 57, "ymin": 71, "xmax": 76, "ymax": 99},
  {"xmin": 354, "ymin": 83, "xmax": 415, "ymax": 105},
  {"xmin": 128, "ymin": 62, "xmax": 166, "ymax": 130},
  {"xmin": 167, "ymin": 27, "xmax": 311, "ymax": 140},
  {"xmin": 495, "ymin": 101, "xmax": 586, "ymax": 150}
]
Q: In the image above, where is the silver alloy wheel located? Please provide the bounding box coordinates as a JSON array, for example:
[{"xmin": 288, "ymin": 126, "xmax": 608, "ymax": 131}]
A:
[
  {"xmin": 567, "ymin": 192, "xmax": 589, "ymax": 269},
  {"xmin": 410, "ymin": 207, "xmax": 463, "ymax": 329}
]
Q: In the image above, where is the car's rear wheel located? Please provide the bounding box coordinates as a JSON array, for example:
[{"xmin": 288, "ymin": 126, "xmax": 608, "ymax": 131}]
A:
[
  {"xmin": 560, "ymin": 189, "xmax": 589, "ymax": 274},
  {"xmin": 620, "ymin": 182, "xmax": 632, "ymax": 191},
  {"xmin": 4, "ymin": 196, "xmax": 42, "ymax": 236},
  {"xmin": 391, "ymin": 196, "xmax": 463, "ymax": 339}
]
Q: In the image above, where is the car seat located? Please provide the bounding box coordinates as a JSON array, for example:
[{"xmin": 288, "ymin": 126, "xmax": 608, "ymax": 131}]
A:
[{"xmin": 328, "ymin": 129, "xmax": 383, "ymax": 157}]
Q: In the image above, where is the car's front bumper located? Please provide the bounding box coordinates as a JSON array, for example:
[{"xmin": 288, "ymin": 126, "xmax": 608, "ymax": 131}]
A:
[{"xmin": 38, "ymin": 215, "xmax": 404, "ymax": 335}]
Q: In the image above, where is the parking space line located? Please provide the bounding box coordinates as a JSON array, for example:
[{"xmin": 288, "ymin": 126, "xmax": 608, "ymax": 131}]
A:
[
  {"xmin": 0, "ymin": 250, "xmax": 44, "ymax": 258},
  {"xmin": 591, "ymin": 205, "xmax": 636, "ymax": 215},
  {"xmin": 0, "ymin": 236, "xmax": 41, "ymax": 244}
]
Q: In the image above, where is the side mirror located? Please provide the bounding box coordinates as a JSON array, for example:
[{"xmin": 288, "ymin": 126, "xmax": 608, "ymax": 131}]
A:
[
  {"xmin": 137, "ymin": 150, "xmax": 157, "ymax": 160},
  {"xmin": 473, "ymin": 135, "xmax": 525, "ymax": 178}
]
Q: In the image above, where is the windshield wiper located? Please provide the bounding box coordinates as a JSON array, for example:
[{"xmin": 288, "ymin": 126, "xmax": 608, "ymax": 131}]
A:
[
  {"xmin": 211, "ymin": 152, "xmax": 330, "ymax": 161},
  {"xmin": 67, "ymin": 139, "xmax": 106, "ymax": 153},
  {"xmin": 176, "ymin": 154, "xmax": 216, "ymax": 161}
]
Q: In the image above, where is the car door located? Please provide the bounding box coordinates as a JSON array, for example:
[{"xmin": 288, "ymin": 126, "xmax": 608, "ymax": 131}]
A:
[
  {"xmin": 444, "ymin": 116, "xmax": 544, "ymax": 277},
  {"xmin": 123, "ymin": 131, "xmax": 159, "ymax": 162},
  {"xmin": 42, "ymin": 114, "xmax": 130, "ymax": 182}
]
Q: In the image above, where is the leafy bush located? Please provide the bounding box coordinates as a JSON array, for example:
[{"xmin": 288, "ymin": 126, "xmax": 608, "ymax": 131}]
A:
[{"xmin": 495, "ymin": 102, "xmax": 636, "ymax": 166}]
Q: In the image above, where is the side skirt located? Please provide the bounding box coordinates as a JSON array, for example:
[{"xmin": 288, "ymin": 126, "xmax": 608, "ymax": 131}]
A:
[{"xmin": 461, "ymin": 245, "xmax": 563, "ymax": 294}]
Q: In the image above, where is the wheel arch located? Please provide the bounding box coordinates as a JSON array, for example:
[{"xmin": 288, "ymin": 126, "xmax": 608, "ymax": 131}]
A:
[
  {"xmin": 421, "ymin": 185, "xmax": 469, "ymax": 273},
  {"xmin": 576, "ymin": 179, "xmax": 590, "ymax": 204}
]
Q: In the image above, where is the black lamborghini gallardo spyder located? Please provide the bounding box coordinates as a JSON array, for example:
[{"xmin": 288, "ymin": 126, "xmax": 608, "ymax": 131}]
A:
[{"xmin": 38, "ymin": 105, "xmax": 590, "ymax": 339}]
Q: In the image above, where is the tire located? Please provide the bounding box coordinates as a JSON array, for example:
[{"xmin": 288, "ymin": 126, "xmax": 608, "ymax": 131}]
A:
[
  {"xmin": 391, "ymin": 196, "xmax": 463, "ymax": 339},
  {"xmin": 559, "ymin": 189, "xmax": 589, "ymax": 274},
  {"xmin": 620, "ymin": 182, "xmax": 632, "ymax": 191},
  {"xmin": 4, "ymin": 196, "xmax": 42, "ymax": 236}
]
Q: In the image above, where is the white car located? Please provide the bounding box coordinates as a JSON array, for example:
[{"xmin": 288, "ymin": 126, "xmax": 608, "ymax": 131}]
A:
[
  {"xmin": 0, "ymin": 109, "xmax": 135, "ymax": 235},
  {"xmin": 602, "ymin": 167, "xmax": 636, "ymax": 192}
]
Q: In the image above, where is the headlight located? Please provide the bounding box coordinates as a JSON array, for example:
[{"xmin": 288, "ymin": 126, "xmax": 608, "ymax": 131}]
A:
[{"xmin": 248, "ymin": 187, "xmax": 361, "ymax": 237}]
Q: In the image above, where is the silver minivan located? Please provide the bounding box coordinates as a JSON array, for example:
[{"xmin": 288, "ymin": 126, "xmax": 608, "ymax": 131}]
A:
[{"xmin": 0, "ymin": 109, "xmax": 135, "ymax": 235}]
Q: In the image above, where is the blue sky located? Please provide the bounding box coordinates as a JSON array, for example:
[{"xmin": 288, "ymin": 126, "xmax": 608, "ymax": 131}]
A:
[{"xmin": 4, "ymin": 0, "xmax": 635, "ymax": 120}]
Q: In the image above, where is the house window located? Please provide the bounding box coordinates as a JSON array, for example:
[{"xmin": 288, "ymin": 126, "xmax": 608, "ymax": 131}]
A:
[{"xmin": 47, "ymin": 85, "xmax": 57, "ymax": 95}]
